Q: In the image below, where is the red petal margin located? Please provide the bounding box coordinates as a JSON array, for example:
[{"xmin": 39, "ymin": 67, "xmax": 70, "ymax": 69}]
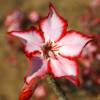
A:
[
  {"xmin": 59, "ymin": 30, "xmax": 93, "ymax": 60},
  {"xmin": 49, "ymin": 2, "xmax": 68, "ymax": 40},
  {"xmin": 9, "ymin": 27, "xmax": 44, "ymax": 41},
  {"xmin": 39, "ymin": 2, "xmax": 68, "ymax": 42},
  {"xmin": 48, "ymin": 59, "xmax": 80, "ymax": 86},
  {"xmin": 65, "ymin": 76, "xmax": 80, "ymax": 86},
  {"xmin": 19, "ymin": 77, "xmax": 40, "ymax": 100},
  {"xmin": 9, "ymin": 27, "xmax": 44, "ymax": 58}
]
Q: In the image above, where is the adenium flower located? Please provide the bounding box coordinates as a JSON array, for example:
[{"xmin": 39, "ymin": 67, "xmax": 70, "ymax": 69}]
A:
[
  {"xmin": 10, "ymin": 3, "xmax": 91, "ymax": 85},
  {"xmin": 80, "ymin": 42, "xmax": 97, "ymax": 67},
  {"xmin": 80, "ymin": 33, "xmax": 100, "ymax": 68},
  {"xmin": 5, "ymin": 9, "xmax": 24, "ymax": 32},
  {"xmin": 19, "ymin": 77, "xmax": 39, "ymax": 100},
  {"xmin": 28, "ymin": 11, "xmax": 40, "ymax": 23},
  {"xmin": 90, "ymin": 0, "xmax": 100, "ymax": 9},
  {"xmin": 33, "ymin": 84, "xmax": 46, "ymax": 99},
  {"xmin": 79, "ymin": 5, "xmax": 100, "ymax": 34}
]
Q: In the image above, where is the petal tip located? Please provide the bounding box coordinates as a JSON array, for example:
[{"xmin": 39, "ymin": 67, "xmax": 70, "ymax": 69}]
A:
[
  {"xmin": 49, "ymin": 2, "xmax": 56, "ymax": 14},
  {"xmin": 8, "ymin": 31, "xmax": 17, "ymax": 37},
  {"xmin": 49, "ymin": 2, "xmax": 54, "ymax": 9},
  {"xmin": 66, "ymin": 76, "xmax": 80, "ymax": 86}
]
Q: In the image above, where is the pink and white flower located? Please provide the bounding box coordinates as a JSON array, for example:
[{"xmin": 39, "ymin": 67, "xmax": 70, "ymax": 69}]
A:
[
  {"xmin": 33, "ymin": 84, "xmax": 46, "ymax": 99},
  {"xmin": 10, "ymin": 3, "xmax": 92, "ymax": 85},
  {"xmin": 80, "ymin": 43, "xmax": 97, "ymax": 67},
  {"xmin": 90, "ymin": 0, "xmax": 100, "ymax": 9},
  {"xmin": 5, "ymin": 9, "xmax": 24, "ymax": 32},
  {"xmin": 28, "ymin": 11, "xmax": 40, "ymax": 23}
]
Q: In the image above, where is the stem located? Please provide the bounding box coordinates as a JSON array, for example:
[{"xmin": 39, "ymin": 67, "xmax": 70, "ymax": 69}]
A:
[{"xmin": 45, "ymin": 74, "xmax": 68, "ymax": 100}]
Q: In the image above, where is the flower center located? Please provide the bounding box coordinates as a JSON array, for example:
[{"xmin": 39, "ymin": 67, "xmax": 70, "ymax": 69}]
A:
[{"xmin": 41, "ymin": 41, "xmax": 60, "ymax": 59}]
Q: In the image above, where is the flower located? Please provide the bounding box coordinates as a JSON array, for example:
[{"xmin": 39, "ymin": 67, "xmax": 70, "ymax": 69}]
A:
[
  {"xmin": 80, "ymin": 42, "xmax": 97, "ymax": 67},
  {"xmin": 90, "ymin": 0, "xmax": 100, "ymax": 9},
  {"xmin": 10, "ymin": 3, "xmax": 91, "ymax": 85},
  {"xmin": 28, "ymin": 11, "xmax": 40, "ymax": 23},
  {"xmin": 4, "ymin": 9, "xmax": 24, "ymax": 32},
  {"xmin": 33, "ymin": 83, "xmax": 46, "ymax": 99},
  {"xmin": 19, "ymin": 77, "xmax": 39, "ymax": 100}
]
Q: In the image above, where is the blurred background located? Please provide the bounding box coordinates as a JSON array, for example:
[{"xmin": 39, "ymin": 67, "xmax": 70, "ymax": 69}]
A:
[{"xmin": 0, "ymin": 0, "xmax": 100, "ymax": 100}]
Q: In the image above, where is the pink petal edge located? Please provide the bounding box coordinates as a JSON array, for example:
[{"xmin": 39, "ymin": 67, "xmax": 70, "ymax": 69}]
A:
[
  {"xmin": 58, "ymin": 30, "xmax": 92, "ymax": 59},
  {"xmin": 25, "ymin": 56, "xmax": 48, "ymax": 83},
  {"xmin": 9, "ymin": 27, "xmax": 44, "ymax": 57},
  {"xmin": 39, "ymin": 3, "xmax": 68, "ymax": 42},
  {"xmin": 48, "ymin": 55, "xmax": 79, "ymax": 85}
]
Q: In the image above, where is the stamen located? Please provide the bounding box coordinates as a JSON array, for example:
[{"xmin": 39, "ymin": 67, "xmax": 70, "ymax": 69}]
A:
[{"xmin": 41, "ymin": 41, "xmax": 60, "ymax": 59}]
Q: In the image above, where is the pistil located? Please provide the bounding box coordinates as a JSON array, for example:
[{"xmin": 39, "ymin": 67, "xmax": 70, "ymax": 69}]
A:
[{"xmin": 41, "ymin": 41, "xmax": 60, "ymax": 59}]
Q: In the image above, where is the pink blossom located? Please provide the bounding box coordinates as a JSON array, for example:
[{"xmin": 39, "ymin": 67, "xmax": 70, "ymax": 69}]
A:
[
  {"xmin": 79, "ymin": 8, "xmax": 100, "ymax": 34},
  {"xmin": 90, "ymin": 0, "xmax": 100, "ymax": 9},
  {"xmin": 19, "ymin": 77, "xmax": 39, "ymax": 100},
  {"xmin": 33, "ymin": 84, "xmax": 46, "ymax": 99},
  {"xmin": 80, "ymin": 35, "xmax": 100, "ymax": 67},
  {"xmin": 10, "ymin": 3, "xmax": 92, "ymax": 86},
  {"xmin": 4, "ymin": 10, "xmax": 24, "ymax": 32},
  {"xmin": 28, "ymin": 11, "xmax": 40, "ymax": 23},
  {"xmin": 96, "ymin": 54, "xmax": 100, "ymax": 60},
  {"xmin": 80, "ymin": 43, "xmax": 97, "ymax": 67}
]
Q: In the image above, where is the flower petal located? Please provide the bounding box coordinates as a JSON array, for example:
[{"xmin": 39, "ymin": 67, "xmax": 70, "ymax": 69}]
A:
[
  {"xmin": 19, "ymin": 77, "xmax": 39, "ymax": 100},
  {"xmin": 39, "ymin": 3, "xmax": 67, "ymax": 42},
  {"xmin": 10, "ymin": 28, "xmax": 44, "ymax": 56},
  {"xmin": 58, "ymin": 30, "xmax": 92, "ymax": 59},
  {"xmin": 33, "ymin": 84, "xmax": 46, "ymax": 99},
  {"xmin": 49, "ymin": 55, "xmax": 78, "ymax": 79},
  {"xmin": 65, "ymin": 76, "xmax": 80, "ymax": 86},
  {"xmin": 26, "ymin": 56, "xmax": 48, "ymax": 83}
]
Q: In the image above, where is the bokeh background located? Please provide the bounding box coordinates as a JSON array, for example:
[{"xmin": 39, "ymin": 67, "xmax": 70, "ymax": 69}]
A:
[{"xmin": 0, "ymin": 0, "xmax": 100, "ymax": 100}]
